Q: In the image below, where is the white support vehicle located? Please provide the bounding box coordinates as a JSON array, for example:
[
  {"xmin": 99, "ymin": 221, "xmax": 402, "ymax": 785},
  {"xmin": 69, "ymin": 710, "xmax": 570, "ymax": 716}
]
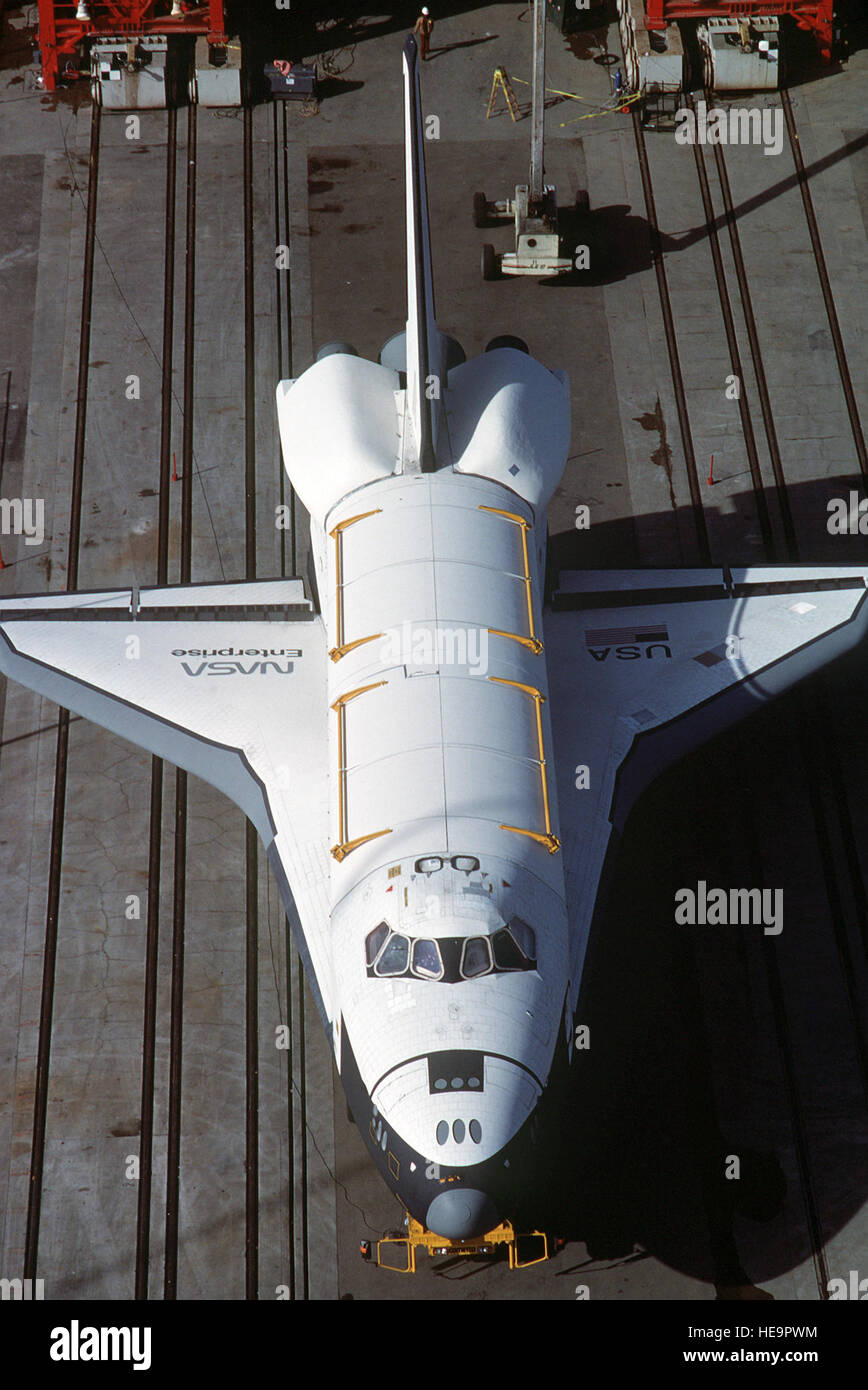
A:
[{"xmin": 474, "ymin": 0, "xmax": 578, "ymax": 280}]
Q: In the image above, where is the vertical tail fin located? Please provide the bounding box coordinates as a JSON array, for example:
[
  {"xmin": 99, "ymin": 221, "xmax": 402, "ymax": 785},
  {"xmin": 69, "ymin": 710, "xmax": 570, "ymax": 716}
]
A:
[{"xmin": 402, "ymin": 34, "xmax": 441, "ymax": 472}]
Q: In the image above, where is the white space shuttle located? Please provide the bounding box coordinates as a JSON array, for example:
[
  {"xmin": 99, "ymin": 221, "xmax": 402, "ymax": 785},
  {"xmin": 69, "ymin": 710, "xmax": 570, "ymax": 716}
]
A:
[{"xmin": 2, "ymin": 37, "xmax": 867, "ymax": 1242}]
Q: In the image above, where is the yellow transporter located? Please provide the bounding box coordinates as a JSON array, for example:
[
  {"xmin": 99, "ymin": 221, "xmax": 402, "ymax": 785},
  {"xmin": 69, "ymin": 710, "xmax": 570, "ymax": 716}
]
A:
[{"xmin": 361, "ymin": 1218, "xmax": 556, "ymax": 1273}]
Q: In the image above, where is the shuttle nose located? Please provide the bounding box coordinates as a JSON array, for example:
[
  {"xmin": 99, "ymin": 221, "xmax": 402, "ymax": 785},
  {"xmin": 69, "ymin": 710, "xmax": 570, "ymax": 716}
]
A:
[{"xmin": 425, "ymin": 1188, "xmax": 499, "ymax": 1239}]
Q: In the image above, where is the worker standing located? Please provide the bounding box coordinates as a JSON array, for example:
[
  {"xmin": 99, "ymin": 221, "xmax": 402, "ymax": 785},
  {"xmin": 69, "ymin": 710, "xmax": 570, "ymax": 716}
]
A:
[{"xmin": 413, "ymin": 7, "xmax": 434, "ymax": 61}]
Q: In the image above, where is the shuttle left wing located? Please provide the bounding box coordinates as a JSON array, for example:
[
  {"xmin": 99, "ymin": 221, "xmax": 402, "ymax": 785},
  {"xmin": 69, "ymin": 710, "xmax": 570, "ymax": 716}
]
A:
[{"xmin": 0, "ymin": 579, "xmax": 333, "ymax": 1015}]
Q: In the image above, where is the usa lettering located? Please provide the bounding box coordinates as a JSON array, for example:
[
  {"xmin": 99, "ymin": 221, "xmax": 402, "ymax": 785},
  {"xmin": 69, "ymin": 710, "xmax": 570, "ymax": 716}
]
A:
[{"xmin": 587, "ymin": 644, "xmax": 671, "ymax": 662}]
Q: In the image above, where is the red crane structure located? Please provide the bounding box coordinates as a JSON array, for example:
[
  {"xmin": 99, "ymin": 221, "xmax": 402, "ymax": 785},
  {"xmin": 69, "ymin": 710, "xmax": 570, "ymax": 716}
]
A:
[
  {"xmin": 642, "ymin": 0, "xmax": 837, "ymax": 61},
  {"xmin": 37, "ymin": 0, "xmax": 228, "ymax": 91}
]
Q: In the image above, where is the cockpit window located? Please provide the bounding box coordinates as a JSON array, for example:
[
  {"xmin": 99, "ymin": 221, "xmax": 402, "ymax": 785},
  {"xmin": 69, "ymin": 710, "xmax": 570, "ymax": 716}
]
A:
[
  {"xmin": 492, "ymin": 927, "xmax": 525, "ymax": 971},
  {"xmin": 366, "ymin": 920, "xmax": 535, "ymax": 983},
  {"xmin": 375, "ymin": 933, "xmax": 410, "ymax": 976},
  {"xmin": 461, "ymin": 937, "xmax": 492, "ymax": 979},
  {"xmin": 411, "ymin": 938, "xmax": 443, "ymax": 979},
  {"xmin": 365, "ymin": 922, "xmax": 390, "ymax": 966},
  {"xmin": 509, "ymin": 917, "xmax": 537, "ymax": 962}
]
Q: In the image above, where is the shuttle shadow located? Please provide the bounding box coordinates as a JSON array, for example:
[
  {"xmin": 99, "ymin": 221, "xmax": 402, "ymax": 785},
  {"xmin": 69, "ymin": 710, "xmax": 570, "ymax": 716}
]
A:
[
  {"xmin": 530, "ymin": 749, "xmax": 793, "ymax": 1289},
  {"xmin": 548, "ymin": 473, "xmax": 868, "ymax": 571},
  {"xmin": 525, "ymin": 496, "xmax": 868, "ymax": 1292}
]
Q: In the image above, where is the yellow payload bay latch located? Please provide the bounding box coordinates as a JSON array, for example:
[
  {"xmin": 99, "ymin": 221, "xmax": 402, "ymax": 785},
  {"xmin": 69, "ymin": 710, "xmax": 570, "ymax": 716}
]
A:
[{"xmin": 360, "ymin": 1217, "xmax": 558, "ymax": 1273}]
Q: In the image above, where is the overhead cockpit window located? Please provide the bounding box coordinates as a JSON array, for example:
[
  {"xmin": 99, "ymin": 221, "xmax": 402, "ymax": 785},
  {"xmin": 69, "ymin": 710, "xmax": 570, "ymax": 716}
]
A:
[
  {"xmin": 460, "ymin": 937, "xmax": 492, "ymax": 979},
  {"xmin": 375, "ymin": 933, "xmax": 410, "ymax": 976},
  {"xmin": 508, "ymin": 917, "xmax": 537, "ymax": 962},
  {"xmin": 365, "ymin": 922, "xmax": 390, "ymax": 966},
  {"xmin": 416, "ymin": 856, "xmax": 443, "ymax": 874},
  {"xmin": 413, "ymin": 855, "xmax": 481, "ymax": 875},
  {"xmin": 412, "ymin": 938, "xmax": 443, "ymax": 979}
]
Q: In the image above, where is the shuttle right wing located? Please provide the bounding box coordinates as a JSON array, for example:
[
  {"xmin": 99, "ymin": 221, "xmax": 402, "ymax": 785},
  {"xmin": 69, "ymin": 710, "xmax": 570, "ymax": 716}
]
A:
[{"xmin": 545, "ymin": 564, "xmax": 868, "ymax": 995}]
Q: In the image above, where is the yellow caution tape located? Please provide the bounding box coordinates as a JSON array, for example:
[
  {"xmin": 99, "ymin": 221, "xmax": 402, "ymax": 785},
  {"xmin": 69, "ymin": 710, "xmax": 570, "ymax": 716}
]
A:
[{"xmin": 507, "ymin": 72, "xmax": 641, "ymax": 124}]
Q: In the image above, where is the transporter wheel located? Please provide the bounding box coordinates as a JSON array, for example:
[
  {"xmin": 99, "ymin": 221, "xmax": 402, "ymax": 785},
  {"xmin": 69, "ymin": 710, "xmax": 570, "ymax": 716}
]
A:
[
  {"xmin": 574, "ymin": 189, "xmax": 590, "ymax": 216},
  {"xmin": 473, "ymin": 191, "xmax": 488, "ymax": 227},
  {"xmin": 481, "ymin": 243, "xmax": 499, "ymax": 281}
]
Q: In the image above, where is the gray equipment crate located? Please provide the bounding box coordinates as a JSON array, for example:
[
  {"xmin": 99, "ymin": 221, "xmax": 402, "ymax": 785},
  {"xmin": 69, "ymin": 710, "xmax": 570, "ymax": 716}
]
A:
[{"xmin": 264, "ymin": 61, "xmax": 317, "ymax": 99}]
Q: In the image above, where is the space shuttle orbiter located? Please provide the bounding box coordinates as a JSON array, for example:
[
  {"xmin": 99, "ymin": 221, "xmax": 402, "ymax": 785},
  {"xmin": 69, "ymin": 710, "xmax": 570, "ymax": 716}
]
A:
[{"xmin": 1, "ymin": 37, "xmax": 866, "ymax": 1242}]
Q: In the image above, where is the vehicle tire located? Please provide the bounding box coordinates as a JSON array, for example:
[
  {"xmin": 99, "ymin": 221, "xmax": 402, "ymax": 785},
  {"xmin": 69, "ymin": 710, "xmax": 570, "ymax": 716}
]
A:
[
  {"xmin": 481, "ymin": 243, "xmax": 498, "ymax": 281},
  {"xmin": 473, "ymin": 191, "xmax": 488, "ymax": 227},
  {"xmin": 485, "ymin": 335, "xmax": 529, "ymax": 354}
]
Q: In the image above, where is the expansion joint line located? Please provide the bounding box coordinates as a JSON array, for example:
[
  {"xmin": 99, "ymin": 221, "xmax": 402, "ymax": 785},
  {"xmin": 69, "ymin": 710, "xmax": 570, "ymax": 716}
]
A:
[
  {"xmin": 477, "ymin": 506, "xmax": 543, "ymax": 654},
  {"xmin": 330, "ymin": 680, "xmax": 392, "ymax": 862},
  {"xmin": 328, "ymin": 509, "xmax": 383, "ymax": 661},
  {"xmin": 488, "ymin": 676, "xmax": 560, "ymax": 854}
]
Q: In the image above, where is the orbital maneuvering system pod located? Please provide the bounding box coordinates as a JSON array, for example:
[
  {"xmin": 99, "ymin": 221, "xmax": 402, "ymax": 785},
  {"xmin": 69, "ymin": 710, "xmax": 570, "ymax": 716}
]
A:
[{"xmin": 1, "ymin": 37, "xmax": 867, "ymax": 1260}]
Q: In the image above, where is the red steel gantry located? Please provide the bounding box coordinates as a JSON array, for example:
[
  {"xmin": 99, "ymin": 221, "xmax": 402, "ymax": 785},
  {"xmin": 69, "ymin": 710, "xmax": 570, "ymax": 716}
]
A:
[
  {"xmin": 37, "ymin": 0, "xmax": 228, "ymax": 91},
  {"xmin": 642, "ymin": 0, "xmax": 837, "ymax": 60}
]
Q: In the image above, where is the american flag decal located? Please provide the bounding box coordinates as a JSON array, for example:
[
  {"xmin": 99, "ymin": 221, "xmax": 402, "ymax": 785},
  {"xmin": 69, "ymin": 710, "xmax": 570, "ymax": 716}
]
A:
[{"xmin": 585, "ymin": 624, "xmax": 669, "ymax": 647}]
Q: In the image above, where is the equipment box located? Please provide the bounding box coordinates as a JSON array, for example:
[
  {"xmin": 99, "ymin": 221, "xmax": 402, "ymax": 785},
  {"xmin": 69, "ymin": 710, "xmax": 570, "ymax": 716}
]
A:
[
  {"xmin": 192, "ymin": 37, "xmax": 242, "ymax": 107},
  {"xmin": 264, "ymin": 61, "xmax": 317, "ymax": 99}
]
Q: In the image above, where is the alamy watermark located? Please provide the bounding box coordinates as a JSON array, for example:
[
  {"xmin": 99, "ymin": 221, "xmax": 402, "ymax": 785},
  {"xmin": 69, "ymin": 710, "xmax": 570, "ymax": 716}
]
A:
[
  {"xmin": 828, "ymin": 1270, "xmax": 868, "ymax": 1299},
  {"xmin": 381, "ymin": 621, "xmax": 488, "ymax": 676},
  {"xmin": 0, "ymin": 497, "xmax": 44, "ymax": 546},
  {"xmin": 675, "ymin": 101, "xmax": 783, "ymax": 157},
  {"xmin": 827, "ymin": 492, "xmax": 868, "ymax": 535},
  {"xmin": 1, "ymin": 1277, "xmax": 44, "ymax": 1299},
  {"xmin": 49, "ymin": 1321, "xmax": 151, "ymax": 1370},
  {"xmin": 675, "ymin": 881, "xmax": 783, "ymax": 935}
]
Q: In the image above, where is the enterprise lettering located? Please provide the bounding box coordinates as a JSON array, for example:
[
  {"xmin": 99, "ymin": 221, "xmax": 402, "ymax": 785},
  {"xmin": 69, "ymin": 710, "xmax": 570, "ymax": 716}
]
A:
[{"xmin": 171, "ymin": 647, "xmax": 302, "ymax": 657}]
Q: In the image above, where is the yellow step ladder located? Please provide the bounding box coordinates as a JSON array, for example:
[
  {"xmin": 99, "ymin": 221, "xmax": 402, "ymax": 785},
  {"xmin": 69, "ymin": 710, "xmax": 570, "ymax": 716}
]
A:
[{"xmin": 486, "ymin": 66, "xmax": 520, "ymax": 122}]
